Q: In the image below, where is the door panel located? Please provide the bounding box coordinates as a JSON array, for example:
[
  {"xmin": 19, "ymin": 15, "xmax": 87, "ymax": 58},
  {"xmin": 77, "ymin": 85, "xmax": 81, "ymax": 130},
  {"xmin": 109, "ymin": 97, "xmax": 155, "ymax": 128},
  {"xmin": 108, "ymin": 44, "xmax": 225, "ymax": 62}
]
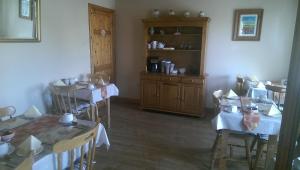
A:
[
  {"xmin": 159, "ymin": 82, "xmax": 180, "ymax": 112},
  {"xmin": 180, "ymin": 84, "xmax": 203, "ymax": 115},
  {"xmin": 142, "ymin": 80, "xmax": 159, "ymax": 108},
  {"xmin": 89, "ymin": 4, "xmax": 114, "ymax": 82}
]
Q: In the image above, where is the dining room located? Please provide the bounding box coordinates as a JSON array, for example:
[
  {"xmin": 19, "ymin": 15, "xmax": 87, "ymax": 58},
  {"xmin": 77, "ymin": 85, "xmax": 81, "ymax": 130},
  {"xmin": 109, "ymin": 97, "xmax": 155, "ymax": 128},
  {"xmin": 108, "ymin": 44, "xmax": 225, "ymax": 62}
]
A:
[{"xmin": 0, "ymin": 0, "xmax": 300, "ymax": 169}]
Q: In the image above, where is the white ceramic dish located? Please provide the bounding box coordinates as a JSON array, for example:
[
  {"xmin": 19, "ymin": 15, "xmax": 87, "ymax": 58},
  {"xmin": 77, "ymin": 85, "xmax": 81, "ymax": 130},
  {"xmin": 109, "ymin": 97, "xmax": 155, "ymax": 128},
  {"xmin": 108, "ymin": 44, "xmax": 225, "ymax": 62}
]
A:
[
  {"xmin": 0, "ymin": 144, "xmax": 15, "ymax": 158},
  {"xmin": 59, "ymin": 116, "xmax": 77, "ymax": 125}
]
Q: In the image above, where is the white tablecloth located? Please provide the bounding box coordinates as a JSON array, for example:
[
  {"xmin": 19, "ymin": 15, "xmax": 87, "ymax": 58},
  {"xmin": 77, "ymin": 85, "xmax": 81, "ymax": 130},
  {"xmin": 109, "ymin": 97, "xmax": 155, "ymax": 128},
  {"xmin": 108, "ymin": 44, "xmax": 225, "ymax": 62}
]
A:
[
  {"xmin": 76, "ymin": 84, "xmax": 119, "ymax": 103},
  {"xmin": 32, "ymin": 122, "xmax": 110, "ymax": 170},
  {"xmin": 211, "ymin": 111, "xmax": 281, "ymax": 135}
]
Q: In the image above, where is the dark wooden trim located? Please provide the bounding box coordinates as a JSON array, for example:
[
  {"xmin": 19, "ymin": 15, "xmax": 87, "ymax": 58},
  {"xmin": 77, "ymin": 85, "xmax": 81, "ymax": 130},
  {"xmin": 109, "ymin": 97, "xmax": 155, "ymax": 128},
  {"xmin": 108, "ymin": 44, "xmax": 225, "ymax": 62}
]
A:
[{"xmin": 275, "ymin": 3, "xmax": 300, "ymax": 169}]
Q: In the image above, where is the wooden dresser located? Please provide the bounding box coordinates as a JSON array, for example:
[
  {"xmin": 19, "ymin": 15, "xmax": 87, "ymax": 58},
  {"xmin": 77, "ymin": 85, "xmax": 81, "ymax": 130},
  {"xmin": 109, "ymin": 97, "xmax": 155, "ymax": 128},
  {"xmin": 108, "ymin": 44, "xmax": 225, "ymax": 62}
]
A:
[{"xmin": 140, "ymin": 17, "xmax": 209, "ymax": 117}]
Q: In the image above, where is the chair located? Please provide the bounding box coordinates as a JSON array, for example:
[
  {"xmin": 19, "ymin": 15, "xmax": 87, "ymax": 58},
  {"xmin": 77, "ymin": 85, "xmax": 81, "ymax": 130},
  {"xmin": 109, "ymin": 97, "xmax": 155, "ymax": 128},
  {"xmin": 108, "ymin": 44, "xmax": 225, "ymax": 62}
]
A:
[
  {"xmin": 53, "ymin": 124, "xmax": 99, "ymax": 170},
  {"xmin": 15, "ymin": 153, "xmax": 33, "ymax": 170},
  {"xmin": 265, "ymin": 84, "xmax": 286, "ymax": 111},
  {"xmin": 251, "ymin": 135, "xmax": 278, "ymax": 170},
  {"xmin": 0, "ymin": 106, "xmax": 16, "ymax": 119},
  {"xmin": 236, "ymin": 76, "xmax": 246, "ymax": 96},
  {"xmin": 89, "ymin": 72, "xmax": 111, "ymax": 128},
  {"xmin": 211, "ymin": 90, "xmax": 253, "ymax": 169},
  {"xmin": 50, "ymin": 84, "xmax": 90, "ymax": 115},
  {"xmin": 86, "ymin": 104, "xmax": 101, "ymax": 124}
]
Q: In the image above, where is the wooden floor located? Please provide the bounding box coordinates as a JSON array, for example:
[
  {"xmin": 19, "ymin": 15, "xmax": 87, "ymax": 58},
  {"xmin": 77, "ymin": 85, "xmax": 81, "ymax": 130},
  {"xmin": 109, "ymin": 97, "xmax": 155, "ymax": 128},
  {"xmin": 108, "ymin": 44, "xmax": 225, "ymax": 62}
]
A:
[{"xmin": 94, "ymin": 102, "xmax": 248, "ymax": 170}]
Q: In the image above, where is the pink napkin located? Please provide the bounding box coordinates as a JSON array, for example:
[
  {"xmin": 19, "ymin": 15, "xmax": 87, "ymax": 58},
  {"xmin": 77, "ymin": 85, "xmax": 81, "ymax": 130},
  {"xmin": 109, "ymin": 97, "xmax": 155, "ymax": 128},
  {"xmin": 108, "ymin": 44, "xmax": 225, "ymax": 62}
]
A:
[{"xmin": 243, "ymin": 110, "xmax": 260, "ymax": 131}]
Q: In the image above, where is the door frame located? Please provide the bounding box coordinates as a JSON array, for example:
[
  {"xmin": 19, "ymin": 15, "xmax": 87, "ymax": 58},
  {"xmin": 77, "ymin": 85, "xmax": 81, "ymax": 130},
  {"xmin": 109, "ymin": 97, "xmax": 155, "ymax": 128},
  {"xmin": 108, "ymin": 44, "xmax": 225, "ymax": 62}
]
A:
[
  {"xmin": 275, "ymin": 2, "xmax": 300, "ymax": 169},
  {"xmin": 88, "ymin": 3, "xmax": 115, "ymax": 81}
]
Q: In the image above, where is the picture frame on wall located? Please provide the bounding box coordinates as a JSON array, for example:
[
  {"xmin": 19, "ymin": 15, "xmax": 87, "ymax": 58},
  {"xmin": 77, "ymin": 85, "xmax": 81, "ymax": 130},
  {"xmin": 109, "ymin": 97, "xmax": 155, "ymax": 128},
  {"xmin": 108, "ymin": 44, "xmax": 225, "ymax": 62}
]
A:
[
  {"xmin": 232, "ymin": 9, "xmax": 263, "ymax": 41},
  {"xmin": 19, "ymin": 0, "xmax": 32, "ymax": 20}
]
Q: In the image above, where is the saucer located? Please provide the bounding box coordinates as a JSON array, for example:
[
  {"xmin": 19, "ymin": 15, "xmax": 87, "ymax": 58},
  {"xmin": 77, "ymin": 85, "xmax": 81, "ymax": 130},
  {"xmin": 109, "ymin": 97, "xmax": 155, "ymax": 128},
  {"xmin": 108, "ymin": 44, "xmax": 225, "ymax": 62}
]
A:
[{"xmin": 0, "ymin": 144, "xmax": 15, "ymax": 158}]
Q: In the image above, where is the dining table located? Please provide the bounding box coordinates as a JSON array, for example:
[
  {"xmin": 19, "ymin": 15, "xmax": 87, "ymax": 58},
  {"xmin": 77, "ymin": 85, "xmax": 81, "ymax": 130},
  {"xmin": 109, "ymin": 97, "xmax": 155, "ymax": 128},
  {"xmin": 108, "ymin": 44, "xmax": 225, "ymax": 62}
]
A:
[
  {"xmin": 0, "ymin": 115, "xmax": 110, "ymax": 170},
  {"xmin": 211, "ymin": 97, "xmax": 282, "ymax": 169},
  {"xmin": 75, "ymin": 83, "xmax": 119, "ymax": 128}
]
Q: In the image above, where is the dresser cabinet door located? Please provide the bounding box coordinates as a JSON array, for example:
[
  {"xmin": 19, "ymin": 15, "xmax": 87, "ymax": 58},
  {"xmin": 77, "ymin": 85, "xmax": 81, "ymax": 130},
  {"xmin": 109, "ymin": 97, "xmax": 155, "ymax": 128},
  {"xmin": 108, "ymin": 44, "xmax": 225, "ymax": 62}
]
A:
[
  {"xmin": 159, "ymin": 82, "xmax": 180, "ymax": 112},
  {"xmin": 141, "ymin": 80, "xmax": 159, "ymax": 108},
  {"xmin": 180, "ymin": 84, "xmax": 203, "ymax": 115}
]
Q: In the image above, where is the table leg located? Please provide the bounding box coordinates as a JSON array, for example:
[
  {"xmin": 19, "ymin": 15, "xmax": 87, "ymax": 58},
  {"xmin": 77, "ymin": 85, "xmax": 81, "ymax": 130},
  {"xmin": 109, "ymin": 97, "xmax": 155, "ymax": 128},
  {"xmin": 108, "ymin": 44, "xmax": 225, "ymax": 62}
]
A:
[
  {"xmin": 107, "ymin": 98, "xmax": 110, "ymax": 129},
  {"xmin": 219, "ymin": 130, "xmax": 228, "ymax": 170},
  {"xmin": 265, "ymin": 135, "xmax": 277, "ymax": 170}
]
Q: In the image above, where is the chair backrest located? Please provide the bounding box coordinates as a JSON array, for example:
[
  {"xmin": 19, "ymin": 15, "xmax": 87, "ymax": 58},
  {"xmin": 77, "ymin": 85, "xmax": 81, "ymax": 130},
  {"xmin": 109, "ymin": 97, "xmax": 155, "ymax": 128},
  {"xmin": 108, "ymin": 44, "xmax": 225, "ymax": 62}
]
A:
[
  {"xmin": 53, "ymin": 124, "xmax": 99, "ymax": 170},
  {"xmin": 265, "ymin": 84, "xmax": 286, "ymax": 109},
  {"xmin": 15, "ymin": 153, "xmax": 33, "ymax": 170},
  {"xmin": 50, "ymin": 84, "xmax": 79, "ymax": 114},
  {"xmin": 90, "ymin": 72, "xmax": 110, "ymax": 87},
  {"xmin": 236, "ymin": 76, "xmax": 245, "ymax": 96},
  {"xmin": 86, "ymin": 104, "xmax": 100, "ymax": 124},
  {"xmin": 0, "ymin": 106, "xmax": 16, "ymax": 119},
  {"xmin": 212, "ymin": 90, "xmax": 223, "ymax": 113}
]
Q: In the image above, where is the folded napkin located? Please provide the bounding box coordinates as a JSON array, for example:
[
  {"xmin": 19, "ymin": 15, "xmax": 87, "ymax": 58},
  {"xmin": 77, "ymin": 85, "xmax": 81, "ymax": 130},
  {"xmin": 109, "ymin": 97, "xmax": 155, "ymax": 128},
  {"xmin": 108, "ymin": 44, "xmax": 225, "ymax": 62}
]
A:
[
  {"xmin": 267, "ymin": 104, "xmax": 281, "ymax": 116},
  {"xmin": 243, "ymin": 110, "xmax": 260, "ymax": 131},
  {"xmin": 17, "ymin": 135, "xmax": 42, "ymax": 155},
  {"xmin": 23, "ymin": 106, "xmax": 42, "ymax": 118},
  {"xmin": 53, "ymin": 80, "xmax": 66, "ymax": 86},
  {"xmin": 224, "ymin": 89, "xmax": 238, "ymax": 98}
]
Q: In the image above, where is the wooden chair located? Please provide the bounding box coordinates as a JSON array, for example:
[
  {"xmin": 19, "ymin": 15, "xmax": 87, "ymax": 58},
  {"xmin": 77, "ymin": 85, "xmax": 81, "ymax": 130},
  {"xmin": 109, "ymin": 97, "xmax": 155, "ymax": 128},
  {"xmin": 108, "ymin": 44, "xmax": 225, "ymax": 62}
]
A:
[
  {"xmin": 0, "ymin": 106, "xmax": 16, "ymax": 119},
  {"xmin": 265, "ymin": 84, "xmax": 286, "ymax": 111},
  {"xmin": 15, "ymin": 153, "xmax": 33, "ymax": 170},
  {"xmin": 86, "ymin": 103, "xmax": 101, "ymax": 124},
  {"xmin": 251, "ymin": 135, "xmax": 278, "ymax": 170},
  {"xmin": 236, "ymin": 76, "xmax": 246, "ymax": 96},
  {"xmin": 211, "ymin": 90, "xmax": 253, "ymax": 169},
  {"xmin": 53, "ymin": 124, "xmax": 99, "ymax": 170},
  {"xmin": 90, "ymin": 72, "xmax": 111, "ymax": 128},
  {"xmin": 50, "ymin": 84, "xmax": 90, "ymax": 115}
]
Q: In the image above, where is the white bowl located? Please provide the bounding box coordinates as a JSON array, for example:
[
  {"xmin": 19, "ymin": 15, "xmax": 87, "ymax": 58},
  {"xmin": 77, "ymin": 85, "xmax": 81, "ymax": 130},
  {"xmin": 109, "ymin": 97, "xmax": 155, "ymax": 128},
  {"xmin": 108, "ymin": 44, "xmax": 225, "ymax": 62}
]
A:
[
  {"xmin": 0, "ymin": 142, "xmax": 9, "ymax": 157},
  {"xmin": 62, "ymin": 113, "xmax": 74, "ymax": 123}
]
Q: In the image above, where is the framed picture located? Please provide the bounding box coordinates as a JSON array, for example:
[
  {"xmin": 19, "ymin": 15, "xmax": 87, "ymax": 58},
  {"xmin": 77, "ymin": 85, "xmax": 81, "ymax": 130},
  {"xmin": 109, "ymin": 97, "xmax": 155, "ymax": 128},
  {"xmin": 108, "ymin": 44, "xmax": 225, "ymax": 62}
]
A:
[
  {"xmin": 19, "ymin": 0, "xmax": 32, "ymax": 20},
  {"xmin": 232, "ymin": 9, "xmax": 263, "ymax": 41}
]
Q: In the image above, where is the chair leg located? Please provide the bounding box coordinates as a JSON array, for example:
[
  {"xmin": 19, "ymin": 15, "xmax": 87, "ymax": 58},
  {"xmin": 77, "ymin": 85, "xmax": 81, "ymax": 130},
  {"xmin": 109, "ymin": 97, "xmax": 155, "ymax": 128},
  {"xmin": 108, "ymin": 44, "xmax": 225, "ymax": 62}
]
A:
[
  {"xmin": 251, "ymin": 135, "xmax": 258, "ymax": 152},
  {"xmin": 244, "ymin": 137, "xmax": 251, "ymax": 167},
  {"xmin": 210, "ymin": 131, "xmax": 222, "ymax": 170}
]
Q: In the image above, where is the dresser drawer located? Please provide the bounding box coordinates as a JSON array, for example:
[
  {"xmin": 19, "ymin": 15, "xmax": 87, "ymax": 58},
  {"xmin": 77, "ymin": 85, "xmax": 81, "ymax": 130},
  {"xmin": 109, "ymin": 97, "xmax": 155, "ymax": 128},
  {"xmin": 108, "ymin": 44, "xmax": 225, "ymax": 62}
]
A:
[
  {"xmin": 181, "ymin": 77, "xmax": 204, "ymax": 84},
  {"xmin": 160, "ymin": 76, "xmax": 180, "ymax": 82}
]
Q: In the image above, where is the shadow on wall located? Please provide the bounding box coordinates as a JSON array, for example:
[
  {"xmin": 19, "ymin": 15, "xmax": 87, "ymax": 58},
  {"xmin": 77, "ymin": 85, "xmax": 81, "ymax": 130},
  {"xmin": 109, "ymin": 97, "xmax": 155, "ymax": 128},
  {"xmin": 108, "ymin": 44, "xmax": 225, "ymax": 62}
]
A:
[
  {"xmin": 206, "ymin": 75, "xmax": 235, "ymax": 107},
  {"xmin": 26, "ymin": 84, "xmax": 52, "ymax": 114}
]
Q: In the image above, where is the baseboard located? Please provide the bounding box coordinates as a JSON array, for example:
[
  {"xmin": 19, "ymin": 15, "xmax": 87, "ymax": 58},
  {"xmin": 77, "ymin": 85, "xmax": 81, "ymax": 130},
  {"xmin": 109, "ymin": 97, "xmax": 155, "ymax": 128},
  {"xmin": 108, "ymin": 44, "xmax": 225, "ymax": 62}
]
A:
[{"xmin": 111, "ymin": 97, "xmax": 140, "ymax": 105}]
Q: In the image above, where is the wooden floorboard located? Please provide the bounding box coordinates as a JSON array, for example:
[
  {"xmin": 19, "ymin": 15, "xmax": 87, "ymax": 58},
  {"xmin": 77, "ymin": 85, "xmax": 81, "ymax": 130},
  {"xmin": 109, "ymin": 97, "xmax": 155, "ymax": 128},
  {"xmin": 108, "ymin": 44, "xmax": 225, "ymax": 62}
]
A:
[{"xmin": 94, "ymin": 102, "xmax": 248, "ymax": 170}]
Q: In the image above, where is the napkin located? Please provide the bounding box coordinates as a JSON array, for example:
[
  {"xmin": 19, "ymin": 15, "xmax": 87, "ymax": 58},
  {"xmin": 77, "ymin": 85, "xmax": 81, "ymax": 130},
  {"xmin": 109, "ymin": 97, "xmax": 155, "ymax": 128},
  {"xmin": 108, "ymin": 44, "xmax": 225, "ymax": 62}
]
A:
[
  {"xmin": 53, "ymin": 80, "xmax": 66, "ymax": 86},
  {"xmin": 224, "ymin": 89, "xmax": 238, "ymax": 98},
  {"xmin": 17, "ymin": 135, "xmax": 42, "ymax": 155},
  {"xmin": 23, "ymin": 106, "xmax": 42, "ymax": 118},
  {"xmin": 267, "ymin": 104, "xmax": 281, "ymax": 116}
]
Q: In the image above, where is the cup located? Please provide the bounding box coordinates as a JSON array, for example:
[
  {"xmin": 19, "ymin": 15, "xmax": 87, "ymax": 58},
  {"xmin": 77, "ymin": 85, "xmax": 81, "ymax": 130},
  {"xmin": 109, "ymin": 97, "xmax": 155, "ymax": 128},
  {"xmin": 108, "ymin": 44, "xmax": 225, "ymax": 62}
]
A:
[
  {"xmin": 0, "ymin": 142, "xmax": 9, "ymax": 157},
  {"xmin": 165, "ymin": 62, "xmax": 171, "ymax": 74},
  {"xmin": 62, "ymin": 113, "xmax": 74, "ymax": 123},
  {"xmin": 157, "ymin": 42, "xmax": 165, "ymax": 49},
  {"xmin": 151, "ymin": 41, "xmax": 157, "ymax": 49},
  {"xmin": 170, "ymin": 63, "xmax": 175, "ymax": 73}
]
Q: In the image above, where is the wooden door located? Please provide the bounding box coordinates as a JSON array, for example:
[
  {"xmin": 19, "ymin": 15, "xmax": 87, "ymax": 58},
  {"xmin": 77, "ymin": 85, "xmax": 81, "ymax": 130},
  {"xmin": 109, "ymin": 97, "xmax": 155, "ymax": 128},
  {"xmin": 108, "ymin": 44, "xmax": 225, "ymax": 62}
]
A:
[
  {"xmin": 180, "ymin": 84, "xmax": 203, "ymax": 115},
  {"xmin": 159, "ymin": 82, "xmax": 180, "ymax": 112},
  {"xmin": 141, "ymin": 80, "xmax": 159, "ymax": 108},
  {"xmin": 88, "ymin": 4, "xmax": 115, "ymax": 82}
]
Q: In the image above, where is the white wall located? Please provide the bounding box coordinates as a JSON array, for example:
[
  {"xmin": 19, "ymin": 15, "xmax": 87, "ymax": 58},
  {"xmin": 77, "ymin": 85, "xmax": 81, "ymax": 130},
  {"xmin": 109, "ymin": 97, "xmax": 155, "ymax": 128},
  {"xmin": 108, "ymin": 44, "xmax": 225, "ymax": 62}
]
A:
[
  {"xmin": 115, "ymin": 0, "xmax": 298, "ymax": 107},
  {"xmin": 0, "ymin": 0, "xmax": 115, "ymax": 114}
]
